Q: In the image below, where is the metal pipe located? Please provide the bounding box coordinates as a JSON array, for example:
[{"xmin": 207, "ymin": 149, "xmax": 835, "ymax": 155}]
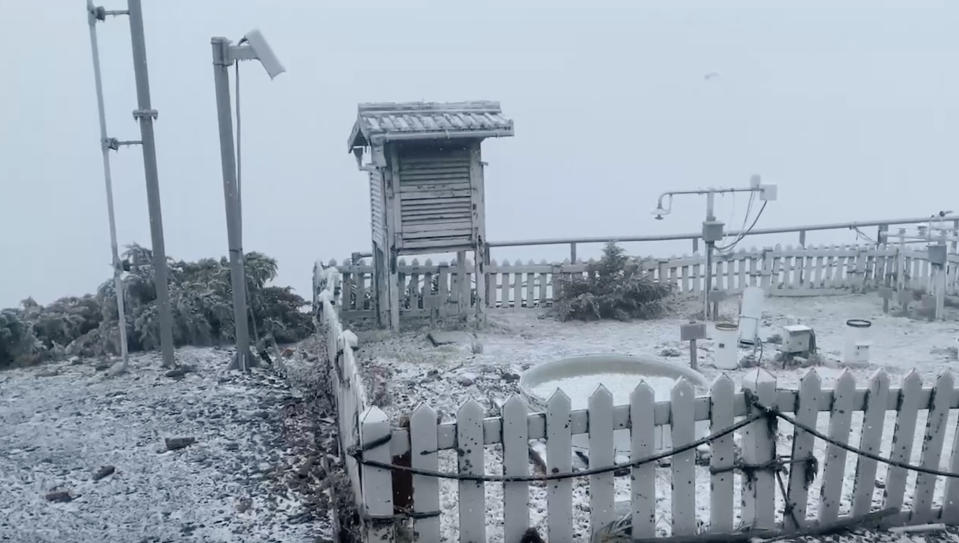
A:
[
  {"xmin": 705, "ymin": 242, "xmax": 713, "ymax": 320},
  {"xmin": 487, "ymin": 215, "xmax": 959, "ymax": 248},
  {"xmin": 704, "ymin": 193, "xmax": 715, "ymax": 320},
  {"xmin": 127, "ymin": 0, "xmax": 175, "ymax": 368},
  {"xmin": 656, "ymin": 187, "xmax": 758, "ymax": 214},
  {"xmin": 87, "ymin": 1, "xmax": 128, "ymax": 367},
  {"xmin": 211, "ymin": 36, "xmax": 253, "ymax": 371}
]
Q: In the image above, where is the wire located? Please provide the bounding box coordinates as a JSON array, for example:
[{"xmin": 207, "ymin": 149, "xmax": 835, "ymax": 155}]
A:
[
  {"xmin": 235, "ymin": 61, "xmax": 242, "ymax": 232},
  {"xmin": 234, "ymin": 57, "xmax": 261, "ymax": 347},
  {"xmin": 350, "ymin": 395, "xmax": 959, "ymax": 484},
  {"xmin": 716, "ymin": 196, "xmax": 758, "ymax": 253},
  {"xmin": 717, "ymin": 200, "xmax": 768, "ymax": 252},
  {"xmin": 752, "ymin": 399, "xmax": 959, "ymax": 479},
  {"xmin": 349, "ymin": 411, "xmax": 766, "ymax": 483}
]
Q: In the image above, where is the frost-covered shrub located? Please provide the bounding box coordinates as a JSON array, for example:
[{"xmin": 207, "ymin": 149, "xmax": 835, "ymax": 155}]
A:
[
  {"xmin": 0, "ymin": 308, "xmax": 39, "ymax": 367},
  {"xmin": 553, "ymin": 242, "xmax": 672, "ymax": 322},
  {"xmin": 1, "ymin": 244, "xmax": 313, "ymax": 365}
]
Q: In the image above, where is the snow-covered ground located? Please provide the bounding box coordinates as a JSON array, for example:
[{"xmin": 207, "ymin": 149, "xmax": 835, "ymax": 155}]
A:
[
  {"xmin": 355, "ymin": 293, "xmax": 959, "ymax": 541},
  {"xmin": 0, "ymin": 346, "xmax": 334, "ymax": 542}
]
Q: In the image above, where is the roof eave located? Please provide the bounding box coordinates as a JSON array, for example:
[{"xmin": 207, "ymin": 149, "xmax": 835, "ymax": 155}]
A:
[
  {"xmin": 370, "ymin": 127, "xmax": 514, "ymax": 145},
  {"xmin": 347, "ymin": 120, "xmax": 367, "ymax": 152}
]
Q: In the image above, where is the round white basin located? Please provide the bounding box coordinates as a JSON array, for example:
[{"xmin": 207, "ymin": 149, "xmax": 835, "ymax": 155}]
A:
[
  {"xmin": 519, "ymin": 354, "xmax": 709, "ymax": 452},
  {"xmin": 519, "ymin": 354, "xmax": 708, "ymax": 410}
]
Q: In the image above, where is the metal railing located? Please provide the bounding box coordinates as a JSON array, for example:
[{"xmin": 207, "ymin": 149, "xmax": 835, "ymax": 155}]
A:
[{"xmin": 487, "ymin": 214, "xmax": 959, "ymax": 263}]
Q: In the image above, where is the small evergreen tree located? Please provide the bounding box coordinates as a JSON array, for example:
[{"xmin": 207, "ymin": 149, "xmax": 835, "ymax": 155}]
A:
[{"xmin": 553, "ymin": 242, "xmax": 672, "ymax": 321}]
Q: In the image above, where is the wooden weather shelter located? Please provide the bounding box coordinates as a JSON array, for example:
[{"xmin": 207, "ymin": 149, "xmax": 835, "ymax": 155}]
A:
[{"xmin": 348, "ymin": 101, "xmax": 514, "ymax": 330}]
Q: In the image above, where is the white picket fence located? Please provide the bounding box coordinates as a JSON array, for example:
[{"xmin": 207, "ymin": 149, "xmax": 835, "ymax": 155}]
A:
[
  {"xmin": 316, "ymin": 271, "xmax": 368, "ymax": 508},
  {"xmin": 354, "ymin": 369, "xmax": 959, "ymax": 542},
  {"xmin": 324, "ymin": 245, "xmax": 959, "ymax": 319}
]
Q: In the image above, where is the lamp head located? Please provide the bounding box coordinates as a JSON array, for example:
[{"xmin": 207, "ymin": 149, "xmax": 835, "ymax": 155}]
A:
[{"xmin": 242, "ymin": 29, "xmax": 285, "ymax": 79}]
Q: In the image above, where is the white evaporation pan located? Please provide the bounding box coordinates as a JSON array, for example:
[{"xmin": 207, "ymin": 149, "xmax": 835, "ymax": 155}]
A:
[{"xmin": 519, "ymin": 354, "xmax": 709, "ymax": 453}]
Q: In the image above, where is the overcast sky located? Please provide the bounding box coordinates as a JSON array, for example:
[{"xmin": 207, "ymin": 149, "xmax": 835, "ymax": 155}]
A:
[{"xmin": 1, "ymin": 1, "xmax": 957, "ymax": 308}]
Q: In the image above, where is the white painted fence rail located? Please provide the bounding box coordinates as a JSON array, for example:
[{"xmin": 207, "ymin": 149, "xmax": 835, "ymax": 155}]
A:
[
  {"xmin": 350, "ymin": 369, "xmax": 959, "ymax": 542},
  {"xmin": 321, "ymin": 245, "xmax": 959, "ymax": 320},
  {"xmin": 314, "ymin": 266, "xmax": 369, "ymax": 526}
]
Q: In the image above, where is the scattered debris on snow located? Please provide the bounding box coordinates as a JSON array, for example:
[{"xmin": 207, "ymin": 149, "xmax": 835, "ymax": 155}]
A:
[{"xmin": 0, "ymin": 345, "xmax": 335, "ymax": 542}]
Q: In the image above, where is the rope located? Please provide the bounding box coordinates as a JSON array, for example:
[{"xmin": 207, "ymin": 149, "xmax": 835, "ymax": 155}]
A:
[{"xmin": 348, "ymin": 411, "xmax": 766, "ymax": 483}]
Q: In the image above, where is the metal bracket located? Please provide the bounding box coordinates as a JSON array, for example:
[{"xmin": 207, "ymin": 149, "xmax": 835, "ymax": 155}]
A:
[
  {"xmin": 228, "ymin": 44, "xmax": 258, "ymax": 62},
  {"xmin": 90, "ymin": 6, "xmax": 129, "ymax": 21},
  {"xmin": 132, "ymin": 109, "xmax": 158, "ymax": 120},
  {"xmin": 103, "ymin": 137, "xmax": 142, "ymax": 151}
]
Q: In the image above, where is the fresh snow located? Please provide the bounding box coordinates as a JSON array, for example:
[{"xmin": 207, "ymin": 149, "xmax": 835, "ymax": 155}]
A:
[{"xmin": 0, "ymin": 346, "xmax": 333, "ymax": 542}]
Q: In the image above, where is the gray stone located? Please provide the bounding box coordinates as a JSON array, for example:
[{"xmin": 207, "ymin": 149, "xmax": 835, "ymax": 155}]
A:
[{"xmin": 427, "ymin": 330, "xmax": 471, "ymax": 346}]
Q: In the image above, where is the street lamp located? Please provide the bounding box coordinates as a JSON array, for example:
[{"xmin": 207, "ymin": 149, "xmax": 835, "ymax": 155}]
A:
[{"xmin": 210, "ymin": 30, "xmax": 285, "ymax": 371}]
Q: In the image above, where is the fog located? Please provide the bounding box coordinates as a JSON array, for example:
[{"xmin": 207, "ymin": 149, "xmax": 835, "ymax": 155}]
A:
[{"xmin": 2, "ymin": 0, "xmax": 957, "ymax": 308}]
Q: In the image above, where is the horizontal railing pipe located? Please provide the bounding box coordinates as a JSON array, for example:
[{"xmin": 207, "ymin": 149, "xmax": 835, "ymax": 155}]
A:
[{"xmin": 487, "ymin": 215, "xmax": 959, "ymax": 249}]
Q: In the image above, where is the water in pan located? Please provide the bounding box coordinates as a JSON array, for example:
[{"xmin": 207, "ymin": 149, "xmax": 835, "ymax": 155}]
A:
[{"xmin": 530, "ymin": 373, "xmax": 678, "ymax": 409}]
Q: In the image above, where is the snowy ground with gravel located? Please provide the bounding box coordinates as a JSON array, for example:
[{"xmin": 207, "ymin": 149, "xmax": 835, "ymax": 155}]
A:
[
  {"xmin": 355, "ymin": 292, "xmax": 959, "ymax": 541},
  {"xmin": 0, "ymin": 346, "xmax": 334, "ymax": 543}
]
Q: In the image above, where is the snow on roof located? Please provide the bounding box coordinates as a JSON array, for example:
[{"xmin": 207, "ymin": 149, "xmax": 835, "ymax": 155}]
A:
[{"xmin": 347, "ymin": 101, "xmax": 513, "ymax": 151}]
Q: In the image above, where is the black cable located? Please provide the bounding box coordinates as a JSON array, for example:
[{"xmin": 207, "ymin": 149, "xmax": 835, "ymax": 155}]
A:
[
  {"xmin": 349, "ymin": 411, "xmax": 766, "ymax": 483},
  {"xmin": 752, "ymin": 399, "xmax": 959, "ymax": 479},
  {"xmin": 350, "ymin": 395, "xmax": 959, "ymax": 484},
  {"xmin": 717, "ymin": 201, "xmax": 768, "ymax": 252}
]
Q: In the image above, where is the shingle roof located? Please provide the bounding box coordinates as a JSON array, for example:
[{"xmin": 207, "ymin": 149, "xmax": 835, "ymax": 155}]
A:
[{"xmin": 348, "ymin": 101, "xmax": 513, "ymax": 151}]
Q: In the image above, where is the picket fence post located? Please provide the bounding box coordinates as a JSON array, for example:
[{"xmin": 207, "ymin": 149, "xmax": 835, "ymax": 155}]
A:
[
  {"xmin": 502, "ymin": 395, "xmax": 530, "ymax": 541},
  {"xmin": 360, "ymin": 407, "xmax": 395, "ymax": 543},
  {"xmin": 818, "ymin": 370, "xmax": 856, "ymax": 525},
  {"xmin": 709, "ymin": 374, "xmax": 735, "ymax": 533},
  {"xmin": 670, "ymin": 378, "xmax": 696, "ymax": 536},
  {"xmin": 742, "ymin": 369, "xmax": 776, "ymax": 531},
  {"xmin": 512, "ymin": 263, "xmax": 523, "ymax": 309},
  {"xmin": 941, "ymin": 383, "xmax": 959, "ymax": 523},
  {"xmin": 526, "ymin": 266, "xmax": 536, "ymax": 308},
  {"xmin": 912, "ymin": 373, "xmax": 954, "ymax": 523},
  {"xmin": 546, "ymin": 390, "xmax": 573, "ymax": 541},
  {"xmin": 630, "ymin": 382, "xmax": 656, "ymax": 539},
  {"xmin": 882, "ymin": 370, "xmax": 923, "ymax": 521},
  {"xmin": 785, "ymin": 369, "xmax": 821, "ymax": 530},
  {"xmin": 851, "ymin": 370, "xmax": 890, "ymax": 518},
  {"xmin": 589, "ymin": 386, "xmax": 616, "ymax": 534},
  {"xmin": 410, "ymin": 404, "xmax": 440, "ymax": 542},
  {"xmin": 457, "ymin": 400, "xmax": 486, "ymax": 542}
]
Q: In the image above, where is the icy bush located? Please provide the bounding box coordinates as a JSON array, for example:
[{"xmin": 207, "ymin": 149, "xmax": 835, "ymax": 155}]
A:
[{"xmin": 1, "ymin": 244, "xmax": 312, "ymax": 366}]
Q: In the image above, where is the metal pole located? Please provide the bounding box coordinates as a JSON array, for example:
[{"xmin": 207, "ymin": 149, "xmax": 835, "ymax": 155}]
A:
[
  {"xmin": 87, "ymin": 2, "xmax": 128, "ymax": 368},
  {"xmin": 211, "ymin": 37, "xmax": 253, "ymax": 371},
  {"xmin": 127, "ymin": 0, "xmax": 175, "ymax": 368},
  {"xmin": 689, "ymin": 338, "xmax": 698, "ymax": 371},
  {"xmin": 704, "ymin": 193, "xmax": 715, "ymax": 320}
]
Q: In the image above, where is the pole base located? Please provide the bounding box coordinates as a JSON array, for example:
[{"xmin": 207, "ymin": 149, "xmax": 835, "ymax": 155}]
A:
[{"xmin": 228, "ymin": 347, "xmax": 258, "ymax": 372}]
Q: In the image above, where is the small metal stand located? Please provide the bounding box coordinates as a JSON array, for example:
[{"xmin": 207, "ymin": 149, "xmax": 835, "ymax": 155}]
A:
[{"xmin": 680, "ymin": 321, "xmax": 707, "ymax": 371}]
